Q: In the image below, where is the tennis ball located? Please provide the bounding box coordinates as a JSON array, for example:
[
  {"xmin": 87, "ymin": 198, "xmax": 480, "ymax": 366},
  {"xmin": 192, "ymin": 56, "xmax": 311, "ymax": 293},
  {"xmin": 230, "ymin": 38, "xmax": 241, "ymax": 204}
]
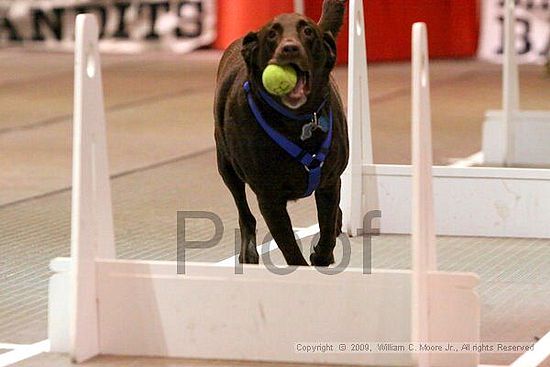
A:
[{"xmin": 262, "ymin": 64, "xmax": 298, "ymax": 96}]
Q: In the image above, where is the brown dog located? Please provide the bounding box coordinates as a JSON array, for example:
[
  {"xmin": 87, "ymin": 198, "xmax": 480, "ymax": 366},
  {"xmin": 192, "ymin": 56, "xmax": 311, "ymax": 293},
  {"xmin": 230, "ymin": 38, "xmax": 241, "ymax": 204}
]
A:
[{"xmin": 214, "ymin": 0, "xmax": 349, "ymax": 266}]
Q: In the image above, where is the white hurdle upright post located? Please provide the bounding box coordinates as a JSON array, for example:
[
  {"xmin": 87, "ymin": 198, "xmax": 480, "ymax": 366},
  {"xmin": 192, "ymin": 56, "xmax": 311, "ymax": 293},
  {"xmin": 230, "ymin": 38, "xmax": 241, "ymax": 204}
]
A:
[
  {"xmin": 411, "ymin": 22, "xmax": 437, "ymax": 367},
  {"xmin": 341, "ymin": 0, "xmax": 373, "ymax": 235},
  {"xmin": 503, "ymin": 0, "xmax": 520, "ymax": 166},
  {"xmin": 293, "ymin": 0, "xmax": 304, "ymax": 14},
  {"xmin": 70, "ymin": 14, "xmax": 116, "ymax": 363}
]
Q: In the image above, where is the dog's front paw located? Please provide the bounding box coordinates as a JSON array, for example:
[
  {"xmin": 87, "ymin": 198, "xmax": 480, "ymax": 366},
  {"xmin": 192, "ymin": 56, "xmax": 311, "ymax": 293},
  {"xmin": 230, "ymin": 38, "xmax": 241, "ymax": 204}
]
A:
[
  {"xmin": 239, "ymin": 251, "xmax": 259, "ymax": 264},
  {"xmin": 310, "ymin": 247, "xmax": 335, "ymax": 267}
]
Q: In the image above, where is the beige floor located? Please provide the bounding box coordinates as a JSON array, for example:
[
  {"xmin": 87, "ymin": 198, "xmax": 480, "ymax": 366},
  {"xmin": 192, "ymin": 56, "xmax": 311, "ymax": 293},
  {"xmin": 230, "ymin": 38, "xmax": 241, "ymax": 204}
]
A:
[
  {"xmin": 3, "ymin": 48, "xmax": 550, "ymax": 206},
  {"xmin": 2, "ymin": 46, "xmax": 550, "ymax": 367},
  {"xmin": 10, "ymin": 353, "xmax": 359, "ymax": 367}
]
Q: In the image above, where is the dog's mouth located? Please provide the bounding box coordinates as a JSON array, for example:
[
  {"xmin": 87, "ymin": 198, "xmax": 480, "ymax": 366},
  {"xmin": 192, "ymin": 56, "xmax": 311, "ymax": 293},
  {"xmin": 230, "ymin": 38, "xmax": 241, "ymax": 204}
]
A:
[{"xmin": 281, "ymin": 64, "xmax": 311, "ymax": 110}]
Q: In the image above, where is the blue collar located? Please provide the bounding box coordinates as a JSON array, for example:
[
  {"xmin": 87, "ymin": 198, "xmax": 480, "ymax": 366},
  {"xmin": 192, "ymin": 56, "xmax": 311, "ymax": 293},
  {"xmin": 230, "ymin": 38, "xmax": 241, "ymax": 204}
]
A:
[{"xmin": 243, "ymin": 81, "xmax": 333, "ymax": 198}]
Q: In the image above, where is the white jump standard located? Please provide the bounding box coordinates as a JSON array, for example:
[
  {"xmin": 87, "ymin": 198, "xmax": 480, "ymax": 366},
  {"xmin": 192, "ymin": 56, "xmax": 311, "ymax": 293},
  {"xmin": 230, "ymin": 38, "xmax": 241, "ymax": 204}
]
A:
[
  {"xmin": 482, "ymin": 0, "xmax": 550, "ymax": 167},
  {"xmin": 339, "ymin": 1, "xmax": 550, "ymax": 365},
  {"xmin": 342, "ymin": 0, "xmax": 550, "ymax": 240}
]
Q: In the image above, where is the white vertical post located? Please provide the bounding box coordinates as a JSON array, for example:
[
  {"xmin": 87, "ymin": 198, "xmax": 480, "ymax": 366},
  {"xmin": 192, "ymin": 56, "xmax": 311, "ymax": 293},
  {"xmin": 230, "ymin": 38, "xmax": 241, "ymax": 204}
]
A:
[
  {"xmin": 342, "ymin": 0, "xmax": 373, "ymax": 235},
  {"xmin": 293, "ymin": 0, "xmax": 304, "ymax": 14},
  {"xmin": 503, "ymin": 0, "xmax": 520, "ymax": 166},
  {"xmin": 411, "ymin": 22, "xmax": 437, "ymax": 367},
  {"xmin": 70, "ymin": 14, "xmax": 115, "ymax": 363}
]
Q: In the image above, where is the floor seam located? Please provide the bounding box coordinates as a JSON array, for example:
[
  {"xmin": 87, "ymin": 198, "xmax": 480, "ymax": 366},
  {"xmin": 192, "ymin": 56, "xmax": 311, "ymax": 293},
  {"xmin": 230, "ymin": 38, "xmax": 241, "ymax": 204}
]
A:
[{"xmin": 0, "ymin": 147, "xmax": 215, "ymax": 209}]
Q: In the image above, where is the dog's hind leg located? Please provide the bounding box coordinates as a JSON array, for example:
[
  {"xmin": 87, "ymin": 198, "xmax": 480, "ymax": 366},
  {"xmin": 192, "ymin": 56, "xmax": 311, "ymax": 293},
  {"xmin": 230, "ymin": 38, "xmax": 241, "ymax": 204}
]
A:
[
  {"xmin": 310, "ymin": 179, "xmax": 341, "ymax": 266},
  {"xmin": 217, "ymin": 153, "xmax": 259, "ymax": 264},
  {"xmin": 258, "ymin": 198, "xmax": 309, "ymax": 266},
  {"xmin": 336, "ymin": 207, "xmax": 343, "ymax": 235}
]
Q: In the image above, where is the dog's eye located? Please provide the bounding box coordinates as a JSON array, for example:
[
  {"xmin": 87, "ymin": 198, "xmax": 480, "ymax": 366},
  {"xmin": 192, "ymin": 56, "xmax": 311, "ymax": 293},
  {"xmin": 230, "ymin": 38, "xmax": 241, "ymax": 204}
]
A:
[
  {"xmin": 268, "ymin": 29, "xmax": 278, "ymax": 40},
  {"xmin": 303, "ymin": 27, "xmax": 313, "ymax": 37}
]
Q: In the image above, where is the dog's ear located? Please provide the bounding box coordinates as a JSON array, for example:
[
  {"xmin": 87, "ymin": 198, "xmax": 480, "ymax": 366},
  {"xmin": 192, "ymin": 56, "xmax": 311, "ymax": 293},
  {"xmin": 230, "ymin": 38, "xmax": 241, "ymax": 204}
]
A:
[
  {"xmin": 323, "ymin": 31, "xmax": 337, "ymax": 70},
  {"xmin": 241, "ymin": 31, "xmax": 259, "ymax": 69},
  {"xmin": 318, "ymin": 0, "xmax": 347, "ymax": 37}
]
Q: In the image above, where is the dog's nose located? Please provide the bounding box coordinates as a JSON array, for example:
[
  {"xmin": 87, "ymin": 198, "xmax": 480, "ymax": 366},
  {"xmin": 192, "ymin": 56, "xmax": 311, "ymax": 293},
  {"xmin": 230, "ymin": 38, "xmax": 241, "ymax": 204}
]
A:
[{"xmin": 281, "ymin": 42, "xmax": 300, "ymax": 56}]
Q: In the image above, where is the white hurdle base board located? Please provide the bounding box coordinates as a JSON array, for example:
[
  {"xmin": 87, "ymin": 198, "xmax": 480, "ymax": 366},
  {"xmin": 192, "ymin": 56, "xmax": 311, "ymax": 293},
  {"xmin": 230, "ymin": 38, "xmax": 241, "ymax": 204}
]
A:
[
  {"xmin": 48, "ymin": 257, "xmax": 479, "ymax": 366},
  {"xmin": 482, "ymin": 110, "xmax": 550, "ymax": 166},
  {"xmin": 364, "ymin": 164, "xmax": 550, "ymax": 238}
]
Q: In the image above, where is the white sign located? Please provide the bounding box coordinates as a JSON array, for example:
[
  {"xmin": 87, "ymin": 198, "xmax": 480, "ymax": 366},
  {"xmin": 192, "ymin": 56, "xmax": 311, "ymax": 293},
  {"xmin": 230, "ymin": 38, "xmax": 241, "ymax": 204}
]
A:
[
  {"xmin": 479, "ymin": 0, "xmax": 550, "ymax": 64},
  {"xmin": 0, "ymin": 0, "xmax": 216, "ymax": 53}
]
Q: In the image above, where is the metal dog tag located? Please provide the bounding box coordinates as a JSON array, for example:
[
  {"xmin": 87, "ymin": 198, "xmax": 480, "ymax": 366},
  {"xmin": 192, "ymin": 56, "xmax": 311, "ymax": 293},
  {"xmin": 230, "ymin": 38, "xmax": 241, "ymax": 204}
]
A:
[
  {"xmin": 301, "ymin": 112, "xmax": 319, "ymax": 141},
  {"xmin": 301, "ymin": 123, "xmax": 315, "ymax": 141}
]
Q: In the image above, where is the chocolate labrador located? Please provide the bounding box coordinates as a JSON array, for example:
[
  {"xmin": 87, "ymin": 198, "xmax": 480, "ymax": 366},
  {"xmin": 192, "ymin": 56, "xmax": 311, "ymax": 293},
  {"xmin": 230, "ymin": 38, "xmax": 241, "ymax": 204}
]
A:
[{"xmin": 214, "ymin": 0, "xmax": 349, "ymax": 266}]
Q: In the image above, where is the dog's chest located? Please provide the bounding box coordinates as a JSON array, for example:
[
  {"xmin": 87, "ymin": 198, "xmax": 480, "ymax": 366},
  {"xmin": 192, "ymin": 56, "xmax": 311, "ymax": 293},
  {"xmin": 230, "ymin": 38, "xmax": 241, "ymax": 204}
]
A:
[{"xmin": 263, "ymin": 106, "xmax": 329, "ymax": 144}]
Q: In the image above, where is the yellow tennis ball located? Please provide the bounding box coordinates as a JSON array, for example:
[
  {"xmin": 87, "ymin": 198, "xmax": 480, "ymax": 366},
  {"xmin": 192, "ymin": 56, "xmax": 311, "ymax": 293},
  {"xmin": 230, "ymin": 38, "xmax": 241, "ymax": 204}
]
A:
[{"xmin": 262, "ymin": 64, "xmax": 298, "ymax": 96}]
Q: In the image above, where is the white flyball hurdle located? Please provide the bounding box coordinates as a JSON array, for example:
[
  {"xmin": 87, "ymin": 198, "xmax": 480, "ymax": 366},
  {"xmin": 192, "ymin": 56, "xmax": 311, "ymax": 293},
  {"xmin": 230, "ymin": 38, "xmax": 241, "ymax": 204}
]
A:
[
  {"xmin": 47, "ymin": 13, "xmax": 482, "ymax": 367},
  {"xmin": 340, "ymin": 2, "xmax": 550, "ymax": 365},
  {"xmin": 482, "ymin": 0, "xmax": 550, "ymax": 166},
  {"xmin": 342, "ymin": 0, "xmax": 550, "ymax": 240}
]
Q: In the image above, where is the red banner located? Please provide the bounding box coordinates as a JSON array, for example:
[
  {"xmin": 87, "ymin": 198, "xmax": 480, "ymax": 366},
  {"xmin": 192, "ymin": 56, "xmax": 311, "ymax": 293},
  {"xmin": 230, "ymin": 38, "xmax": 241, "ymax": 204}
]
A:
[{"xmin": 215, "ymin": 0, "xmax": 479, "ymax": 63}]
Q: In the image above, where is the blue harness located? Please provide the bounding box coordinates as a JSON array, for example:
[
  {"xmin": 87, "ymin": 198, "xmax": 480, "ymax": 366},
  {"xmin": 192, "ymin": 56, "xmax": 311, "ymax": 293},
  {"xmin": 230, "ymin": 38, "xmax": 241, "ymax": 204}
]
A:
[{"xmin": 243, "ymin": 81, "xmax": 333, "ymax": 198}]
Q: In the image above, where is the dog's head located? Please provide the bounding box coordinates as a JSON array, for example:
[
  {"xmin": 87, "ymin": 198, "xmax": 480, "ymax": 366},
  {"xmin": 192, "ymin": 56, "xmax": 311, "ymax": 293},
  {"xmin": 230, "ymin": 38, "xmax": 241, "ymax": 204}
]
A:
[{"xmin": 241, "ymin": 13, "xmax": 338, "ymax": 110}]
